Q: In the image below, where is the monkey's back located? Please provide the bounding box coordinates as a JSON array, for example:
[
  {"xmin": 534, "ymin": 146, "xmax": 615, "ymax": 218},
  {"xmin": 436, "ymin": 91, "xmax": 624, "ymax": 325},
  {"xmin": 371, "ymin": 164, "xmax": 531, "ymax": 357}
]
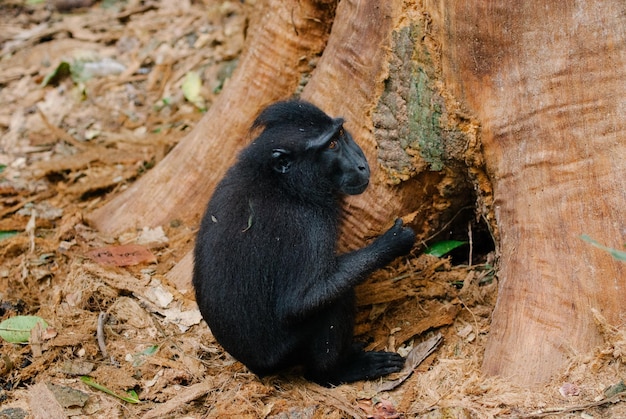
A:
[{"xmin": 192, "ymin": 165, "xmax": 343, "ymax": 374}]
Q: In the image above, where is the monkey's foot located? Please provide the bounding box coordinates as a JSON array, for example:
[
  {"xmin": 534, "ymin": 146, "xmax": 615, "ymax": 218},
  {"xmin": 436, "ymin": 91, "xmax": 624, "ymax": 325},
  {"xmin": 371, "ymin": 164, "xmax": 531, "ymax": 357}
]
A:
[{"xmin": 310, "ymin": 350, "xmax": 405, "ymax": 386}]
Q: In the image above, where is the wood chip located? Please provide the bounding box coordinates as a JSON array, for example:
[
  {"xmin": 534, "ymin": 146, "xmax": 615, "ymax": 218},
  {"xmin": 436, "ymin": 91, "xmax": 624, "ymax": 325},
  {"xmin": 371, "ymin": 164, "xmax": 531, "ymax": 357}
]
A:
[
  {"xmin": 141, "ymin": 381, "xmax": 214, "ymax": 419},
  {"xmin": 28, "ymin": 382, "xmax": 67, "ymax": 419}
]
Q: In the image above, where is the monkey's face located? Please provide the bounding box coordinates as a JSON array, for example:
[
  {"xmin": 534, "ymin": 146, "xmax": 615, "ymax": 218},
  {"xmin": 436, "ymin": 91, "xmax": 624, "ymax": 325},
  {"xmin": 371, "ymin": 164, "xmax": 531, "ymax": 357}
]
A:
[
  {"xmin": 318, "ymin": 127, "xmax": 370, "ymax": 196},
  {"xmin": 245, "ymin": 100, "xmax": 371, "ymax": 200},
  {"xmin": 266, "ymin": 122, "xmax": 370, "ymax": 197}
]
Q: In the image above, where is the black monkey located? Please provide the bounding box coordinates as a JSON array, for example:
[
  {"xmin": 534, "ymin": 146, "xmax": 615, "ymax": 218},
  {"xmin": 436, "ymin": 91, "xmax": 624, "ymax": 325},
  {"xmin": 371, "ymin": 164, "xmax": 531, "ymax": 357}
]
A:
[{"xmin": 193, "ymin": 100, "xmax": 415, "ymax": 385}]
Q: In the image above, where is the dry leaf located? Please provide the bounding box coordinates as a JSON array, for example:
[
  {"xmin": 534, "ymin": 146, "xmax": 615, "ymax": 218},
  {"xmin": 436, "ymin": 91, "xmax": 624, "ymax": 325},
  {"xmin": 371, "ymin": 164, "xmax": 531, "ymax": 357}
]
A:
[
  {"xmin": 372, "ymin": 333, "xmax": 443, "ymax": 392},
  {"xmin": 86, "ymin": 244, "xmax": 157, "ymax": 266},
  {"xmin": 357, "ymin": 398, "xmax": 401, "ymax": 419}
]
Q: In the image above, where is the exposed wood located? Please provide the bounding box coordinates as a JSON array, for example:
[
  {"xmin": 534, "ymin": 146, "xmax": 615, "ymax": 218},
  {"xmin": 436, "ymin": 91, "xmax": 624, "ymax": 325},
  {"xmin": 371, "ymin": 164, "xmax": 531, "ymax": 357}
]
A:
[
  {"xmin": 428, "ymin": 0, "xmax": 626, "ymax": 384},
  {"xmin": 301, "ymin": 0, "xmax": 406, "ymax": 247},
  {"xmin": 300, "ymin": 0, "xmax": 483, "ymax": 251}
]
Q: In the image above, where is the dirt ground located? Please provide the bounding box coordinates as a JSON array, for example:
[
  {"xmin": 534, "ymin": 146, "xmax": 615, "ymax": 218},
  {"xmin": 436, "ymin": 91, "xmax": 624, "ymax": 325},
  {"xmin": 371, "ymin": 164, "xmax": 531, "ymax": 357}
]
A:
[{"xmin": 1, "ymin": 1, "xmax": 625, "ymax": 418}]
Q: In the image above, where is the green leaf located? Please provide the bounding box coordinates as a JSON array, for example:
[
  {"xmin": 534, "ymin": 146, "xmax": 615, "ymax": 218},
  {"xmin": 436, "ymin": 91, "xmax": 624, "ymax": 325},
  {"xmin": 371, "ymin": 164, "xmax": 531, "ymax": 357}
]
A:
[
  {"xmin": 424, "ymin": 240, "xmax": 467, "ymax": 258},
  {"xmin": 580, "ymin": 235, "xmax": 626, "ymax": 261},
  {"xmin": 0, "ymin": 315, "xmax": 48, "ymax": 343},
  {"xmin": 80, "ymin": 376, "xmax": 140, "ymax": 404},
  {"xmin": 139, "ymin": 344, "xmax": 158, "ymax": 356},
  {"xmin": 130, "ymin": 344, "xmax": 159, "ymax": 366},
  {"xmin": 0, "ymin": 231, "xmax": 18, "ymax": 241},
  {"xmin": 41, "ymin": 61, "xmax": 72, "ymax": 87},
  {"xmin": 182, "ymin": 71, "xmax": 206, "ymax": 111},
  {"xmin": 604, "ymin": 379, "xmax": 626, "ymax": 398}
]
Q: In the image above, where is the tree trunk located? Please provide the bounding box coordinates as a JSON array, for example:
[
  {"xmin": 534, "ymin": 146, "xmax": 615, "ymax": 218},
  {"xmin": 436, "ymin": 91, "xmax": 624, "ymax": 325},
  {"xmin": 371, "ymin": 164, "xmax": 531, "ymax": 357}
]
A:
[
  {"xmin": 428, "ymin": 0, "xmax": 626, "ymax": 384},
  {"xmin": 87, "ymin": 0, "xmax": 626, "ymax": 386}
]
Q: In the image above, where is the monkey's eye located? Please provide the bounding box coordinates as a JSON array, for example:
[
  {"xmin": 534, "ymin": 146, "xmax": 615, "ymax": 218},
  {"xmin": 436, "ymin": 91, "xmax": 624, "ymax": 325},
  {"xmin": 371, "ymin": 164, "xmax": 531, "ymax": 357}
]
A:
[{"xmin": 328, "ymin": 140, "xmax": 338, "ymax": 150}]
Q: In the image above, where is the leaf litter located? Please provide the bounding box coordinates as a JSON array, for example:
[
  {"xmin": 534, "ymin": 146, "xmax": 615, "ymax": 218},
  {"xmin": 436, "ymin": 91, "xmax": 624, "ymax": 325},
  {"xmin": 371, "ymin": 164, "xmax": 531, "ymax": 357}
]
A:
[{"xmin": 1, "ymin": 0, "xmax": 625, "ymax": 418}]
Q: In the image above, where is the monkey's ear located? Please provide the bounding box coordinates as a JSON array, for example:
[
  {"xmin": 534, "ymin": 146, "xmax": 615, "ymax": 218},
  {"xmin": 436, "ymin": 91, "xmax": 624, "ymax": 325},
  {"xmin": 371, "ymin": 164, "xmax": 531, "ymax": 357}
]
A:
[
  {"xmin": 271, "ymin": 149, "xmax": 292, "ymax": 174},
  {"xmin": 306, "ymin": 118, "xmax": 344, "ymax": 150}
]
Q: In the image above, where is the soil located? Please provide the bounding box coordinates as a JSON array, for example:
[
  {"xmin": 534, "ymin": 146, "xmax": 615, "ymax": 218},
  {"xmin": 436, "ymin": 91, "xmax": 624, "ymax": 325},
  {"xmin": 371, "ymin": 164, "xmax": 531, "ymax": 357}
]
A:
[{"xmin": 1, "ymin": 1, "xmax": 625, "ymax": 418}]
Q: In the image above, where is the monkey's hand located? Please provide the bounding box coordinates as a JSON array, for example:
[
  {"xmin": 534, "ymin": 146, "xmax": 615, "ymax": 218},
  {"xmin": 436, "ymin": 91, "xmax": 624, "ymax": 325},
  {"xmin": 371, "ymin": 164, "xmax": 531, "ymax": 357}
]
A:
[
  {"xmin": 332, "ymin": 219, "xmax": 415, "ymax": 291},
  {"xmin": 373, "ymin": 218, "xmax": 415, "ymax": 258}
]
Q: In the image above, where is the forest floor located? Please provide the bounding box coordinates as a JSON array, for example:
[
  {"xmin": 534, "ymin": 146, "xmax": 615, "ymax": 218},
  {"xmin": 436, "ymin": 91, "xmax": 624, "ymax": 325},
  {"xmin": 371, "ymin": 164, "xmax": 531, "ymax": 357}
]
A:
[{"xmin": 1, "ymin": 1, "xmax": 625, "ymax": 418}]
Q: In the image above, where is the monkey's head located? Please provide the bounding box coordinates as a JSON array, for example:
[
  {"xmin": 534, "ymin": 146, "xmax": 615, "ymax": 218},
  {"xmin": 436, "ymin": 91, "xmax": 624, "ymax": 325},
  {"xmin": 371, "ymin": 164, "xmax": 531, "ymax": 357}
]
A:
[{"xmin": 241, "ymin": 100, "xmax": 371, "ymax": 199}]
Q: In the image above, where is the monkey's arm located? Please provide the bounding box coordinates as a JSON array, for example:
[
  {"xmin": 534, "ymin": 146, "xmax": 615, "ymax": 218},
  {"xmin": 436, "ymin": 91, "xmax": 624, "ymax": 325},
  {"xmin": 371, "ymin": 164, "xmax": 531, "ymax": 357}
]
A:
[{"xmin": 280, "ymin": 219, "xmax": 415, "ymax": 321}]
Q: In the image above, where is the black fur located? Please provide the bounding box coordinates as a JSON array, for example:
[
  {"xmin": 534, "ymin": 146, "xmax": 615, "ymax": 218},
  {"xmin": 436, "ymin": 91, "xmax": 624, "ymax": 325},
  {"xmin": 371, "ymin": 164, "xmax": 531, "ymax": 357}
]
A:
[{"xmin": 193, "ymin": 100, "xmax": 415, "ymax": 385}]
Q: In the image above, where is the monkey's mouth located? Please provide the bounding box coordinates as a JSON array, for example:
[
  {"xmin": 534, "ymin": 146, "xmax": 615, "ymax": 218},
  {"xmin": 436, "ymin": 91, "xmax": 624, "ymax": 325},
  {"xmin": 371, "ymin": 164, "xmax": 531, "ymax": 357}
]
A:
[{"xmin": 342, "ymin": 181, "xmax": 369, "ymax": 195}]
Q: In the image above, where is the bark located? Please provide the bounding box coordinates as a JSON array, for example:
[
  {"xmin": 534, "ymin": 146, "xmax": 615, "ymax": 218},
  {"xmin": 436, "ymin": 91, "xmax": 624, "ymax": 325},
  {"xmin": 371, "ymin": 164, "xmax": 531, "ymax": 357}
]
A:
[{"xmin": 428, "ymin": 0, "xmax": 626, "ymax": 384}]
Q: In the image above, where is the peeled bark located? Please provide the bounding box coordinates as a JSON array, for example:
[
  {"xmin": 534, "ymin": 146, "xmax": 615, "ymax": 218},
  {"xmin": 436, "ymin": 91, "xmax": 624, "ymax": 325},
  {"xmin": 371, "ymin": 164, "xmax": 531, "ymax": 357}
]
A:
[
  {"xmin": 429, "ymin": 0, "xmax": 626, "ymax": 383},
  {"xmin": 299, "ymin": 0, "xmax": 473, "ymax": 247}
]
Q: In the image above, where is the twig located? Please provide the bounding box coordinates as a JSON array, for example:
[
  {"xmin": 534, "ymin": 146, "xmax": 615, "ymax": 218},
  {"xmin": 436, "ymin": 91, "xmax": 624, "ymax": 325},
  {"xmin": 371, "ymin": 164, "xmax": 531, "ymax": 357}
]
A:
[
  {"xmin": 421, "ymin": 205, "xmax": 474, "ymax": 245},
  {"xmin": 30, "ymin": 321, "xmax": 43, "ymax": 358},
  {"xmin": 26, "ymin": 208, "xmax": 37, "ymax": 254},
  {"xmin": 457, "ymin": 295, "xmax": 480, "ymax": 339},
  {"xmin": 467, "ymin": 220, "xmax": 473, "ymax": 267},
  {"xmin": 37, "ymin": 107, "xmax": 86, "ymax": 150},
  {"xmin": 113, "ymin": 3, "xmax": 157, "ymax": 21},
  {"xmin": 507, "ymin": 393, "xmax": 626, "ymax": 418},
  {"xmin": 97, "ymin": 312, "xmax": 109, "ymax": 359}
]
